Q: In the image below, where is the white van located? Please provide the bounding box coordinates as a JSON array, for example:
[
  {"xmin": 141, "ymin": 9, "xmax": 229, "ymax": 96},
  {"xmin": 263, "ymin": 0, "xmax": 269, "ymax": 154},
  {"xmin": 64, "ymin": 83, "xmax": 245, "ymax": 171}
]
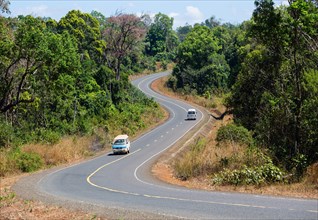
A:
[
  {"xmin": 112, "ymin": 134, "xmax": 130, "ymax": 154},
  {"xmin": 187, "ymin": 108, "xmax": 197, "ymax": 120}
]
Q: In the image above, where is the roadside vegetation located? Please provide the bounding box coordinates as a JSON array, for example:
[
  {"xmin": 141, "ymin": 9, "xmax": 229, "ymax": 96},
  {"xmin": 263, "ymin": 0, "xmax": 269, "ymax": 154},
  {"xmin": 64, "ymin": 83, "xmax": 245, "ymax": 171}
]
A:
[
  {"xmin": 0, "ymin": 11, "xmax": 176, "ymax": 176},
  {"xmin": 166, "ymin": 0, "xmax": 318, "ymax": 189},
  {"xmin": 0, "ymin": 0, "xmax": 317, "ymax": 218},
  {"xmin": 0, "ymin": 8, "xmax": 176, "ymax": 219}
]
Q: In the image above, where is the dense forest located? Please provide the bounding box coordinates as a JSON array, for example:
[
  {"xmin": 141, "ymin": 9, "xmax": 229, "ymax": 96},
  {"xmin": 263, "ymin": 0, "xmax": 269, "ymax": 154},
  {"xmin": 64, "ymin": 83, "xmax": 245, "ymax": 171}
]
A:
[
  {"xmin": 1, "ymin": 0, "xmax": 317, "ymax": 183},
  {"xmin": 169, "ymin": 0, "xmax": 318, "ymax": 182}
]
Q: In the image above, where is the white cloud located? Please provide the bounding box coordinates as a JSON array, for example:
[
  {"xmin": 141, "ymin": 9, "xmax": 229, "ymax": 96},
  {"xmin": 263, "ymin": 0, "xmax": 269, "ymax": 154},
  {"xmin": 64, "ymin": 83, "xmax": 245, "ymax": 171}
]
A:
[
  {"xmin": 280, "ymin": 1, "xmax": 289, "ymax": 6},
  {"xmin": 169, "ymin": 12, "xmax": 179, "ymax": 18},
  {"xmin": 186, "ymin": 6, "xmax": 204, "ymax": 21},
  {"xmin": 172, "ymin": 6, "xmax": 204, "ymax": 29},
  {"xmin": 17, "ymin": 5, "xmax": 49, "ymax": 17}
]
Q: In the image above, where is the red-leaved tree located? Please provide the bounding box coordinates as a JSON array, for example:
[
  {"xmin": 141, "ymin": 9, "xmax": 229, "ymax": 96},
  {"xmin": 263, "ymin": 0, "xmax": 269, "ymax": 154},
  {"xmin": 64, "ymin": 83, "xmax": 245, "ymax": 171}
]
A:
[{"xmin": 103, "ymin": 13, "xmax": 146, "ymax": 80}]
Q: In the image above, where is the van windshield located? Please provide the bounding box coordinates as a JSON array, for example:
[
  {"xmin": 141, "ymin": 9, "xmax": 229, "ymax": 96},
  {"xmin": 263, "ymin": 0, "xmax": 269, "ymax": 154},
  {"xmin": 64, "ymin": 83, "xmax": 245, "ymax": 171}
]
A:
[
  {"xmin": 188, "ymin": 111, "xmax": 195, "ymax": 114},
  {"xmin": 114, "ymin": 139, "xmax": 125, "ymax": 145}
]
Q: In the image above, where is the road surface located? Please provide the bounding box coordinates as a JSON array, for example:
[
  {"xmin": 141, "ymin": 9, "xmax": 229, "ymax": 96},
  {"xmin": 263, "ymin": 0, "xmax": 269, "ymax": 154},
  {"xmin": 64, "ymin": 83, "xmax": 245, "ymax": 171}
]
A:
[{"xmin": 14, "ymin": 71, "xmax": 318, "ymax": 219}]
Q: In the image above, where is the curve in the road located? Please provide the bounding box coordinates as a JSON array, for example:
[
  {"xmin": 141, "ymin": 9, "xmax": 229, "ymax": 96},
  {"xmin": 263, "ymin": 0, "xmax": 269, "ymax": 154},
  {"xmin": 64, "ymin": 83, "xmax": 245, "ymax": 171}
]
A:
[{"xmin": 14, "ymin": 71, "xmax": 318, "ymax": 220}]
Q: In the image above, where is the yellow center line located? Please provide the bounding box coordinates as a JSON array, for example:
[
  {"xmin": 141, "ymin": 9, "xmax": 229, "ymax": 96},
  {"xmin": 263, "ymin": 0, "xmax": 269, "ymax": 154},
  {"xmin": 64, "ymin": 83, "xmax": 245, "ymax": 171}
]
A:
[
  {"xmin": 87, "ymin": 149, "xmax": 141, "ymax": 196},
  {"xmin": 86, "ymin": 149, "xmax": 314, "ymax": 214}
]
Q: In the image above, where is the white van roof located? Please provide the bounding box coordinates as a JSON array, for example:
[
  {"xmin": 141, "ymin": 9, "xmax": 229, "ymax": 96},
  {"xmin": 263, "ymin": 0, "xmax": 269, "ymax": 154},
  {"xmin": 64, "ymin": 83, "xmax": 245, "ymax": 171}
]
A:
[
  {"xmin": 114, "ymin": 134, "xmax": 129, "ymax": 140},
  {"xmin": 188, "ymin": 108, "xmax": 196, "ymax": 112}
]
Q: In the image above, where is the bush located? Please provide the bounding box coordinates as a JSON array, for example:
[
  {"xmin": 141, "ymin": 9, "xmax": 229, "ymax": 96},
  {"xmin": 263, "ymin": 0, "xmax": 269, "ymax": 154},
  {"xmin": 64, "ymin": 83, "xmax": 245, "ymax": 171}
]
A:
[
  {"xmin": 216, "ymin": 123, "xmax": 254, "ymax": 147},
  {"xmin": 16, "ymin": 151, "xmax": 44, "ymax": 173},
  {"xmin": 36, "ymin": 129, "xmax": 61, "ymax": 144},
  {"xmin": 212, "ymin": 162, "xmax": 284, "ymax": 186},
  {"xmin": 0, "ymin": 117, "xmax": 14, "ymax": 148}
]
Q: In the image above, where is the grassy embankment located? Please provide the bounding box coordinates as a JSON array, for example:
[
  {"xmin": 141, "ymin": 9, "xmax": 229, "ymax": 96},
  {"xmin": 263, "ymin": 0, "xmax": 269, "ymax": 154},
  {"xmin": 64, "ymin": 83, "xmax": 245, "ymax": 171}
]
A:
[{"xmin": 152, "ymin": 76, "xmax": 318, "ymax": 199}]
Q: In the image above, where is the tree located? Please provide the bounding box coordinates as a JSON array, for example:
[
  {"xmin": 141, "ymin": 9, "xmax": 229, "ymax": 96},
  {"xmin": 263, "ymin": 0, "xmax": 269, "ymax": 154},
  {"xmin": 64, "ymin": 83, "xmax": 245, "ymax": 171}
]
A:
[
  {"xmin": 201, "ymin": 16, "xmax": 220, "ymax": 28},
  {"xmin": 171, "ymin": 25, "xmax": 229, "ymax": 94},
  {"xmin": 0, "ymin": 0, "xmax": 10, "ymax": 14},
  {"xmin": 91, "ymin": 10, "xmax": 107, "ymax": 31},
  {"xmin": 176, "ymin": 24, "xmax": 192, "ymax": 42},
  {"xmin": 229, "ymin": 0, "xmax": 285, "ymax": 130},
  {"xmin": 229, "ymin": 0, "xmax": 318, "ymax": 172},
  {"xmin": 58, "ymin": 10, "xmax": 105, "ymax": 63},
  {"xmin": 102, "ymin": 13, "xmax": 146, "ymax": 80},
  {"xmin": 145, "ymin": 13, "xmax": 176, "ymax": 56},
  {"xmin": 176, "ymin": 25, "xmax": 220, "ymax": 69},
  {"xmin": 0, "ymin": 16, "xmax": 47, "ymax": 113}
]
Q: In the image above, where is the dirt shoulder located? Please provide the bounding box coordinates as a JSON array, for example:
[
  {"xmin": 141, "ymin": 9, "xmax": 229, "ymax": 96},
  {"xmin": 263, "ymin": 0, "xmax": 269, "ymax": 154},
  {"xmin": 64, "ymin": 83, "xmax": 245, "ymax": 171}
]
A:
[{"xmin": 150, "ymin": 76, "xmax": 318, "ymax": 200}]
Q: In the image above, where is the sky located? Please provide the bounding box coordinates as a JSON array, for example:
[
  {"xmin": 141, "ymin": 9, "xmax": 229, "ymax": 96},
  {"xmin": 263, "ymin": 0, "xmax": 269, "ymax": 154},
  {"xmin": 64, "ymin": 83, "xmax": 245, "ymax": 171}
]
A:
[{"xmin": 6, "ymin": 0, "xmax": 289, "ymax": 29}]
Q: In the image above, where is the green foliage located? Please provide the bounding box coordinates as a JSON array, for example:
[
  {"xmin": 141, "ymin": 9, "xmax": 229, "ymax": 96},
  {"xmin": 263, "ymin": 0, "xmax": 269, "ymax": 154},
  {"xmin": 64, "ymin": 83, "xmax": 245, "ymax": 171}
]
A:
[
  {"xmin": 0, "ymin": 11, "xmax": 164, "ymax": 176},
  {"xmin": 291, "ymin": 154, "xmax": 308, "ymax": 181},
  {"xmin": 171, "ymin": 25, "xmax": 230, "ymax": 95},
  {"xmin": 35, "ymin": 129, "xmax": 61, "ymax": 144},
  {"xmin": 176, "ymin": 24, "xmax": 192, "ymax": 42},
  {"xmin": 1, "ymin": 147, "xmax": 36, "ymax": 175},
  {"xmin": 58, "ymin": 10, "xmax": 105, "ymax": 63},
  {"xmin": 228, "ymin": 0, "xmax": 318, "ymax": 177},
  {"xmin": 16, "ymin": 151, "xmax": 44, "ymax": 172},
  {"xmin": 0, "ymin": 116, "xmax": 14, "ymax": 148},
  {"xmin": 301, "ymin": 69, "xmax": 318, "ymax": 166},
  {"xmin": 216, "ymin": 124, "xmax": 254, "ymax": 147},
  {"xmin": 176, "ymin": 25, "xmax": 220, "ymax": 69},
  {"xmin": 145, "ymin": 13, "xmax": 178, "ymax": 57},
  {"xmin": 212, "ymin": 163, "xmax": 284, "ymax": 186}
]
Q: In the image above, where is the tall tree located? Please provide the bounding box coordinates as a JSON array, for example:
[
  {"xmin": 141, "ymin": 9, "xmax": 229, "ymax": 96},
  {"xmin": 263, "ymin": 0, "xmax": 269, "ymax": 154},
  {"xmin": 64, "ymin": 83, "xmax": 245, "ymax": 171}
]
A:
[
  {"xmin": 145, "ymin": 13, "xmax": 176, "ymax": 56},
  {"xmin": 202, "ymin": 16, "xmax": 220, "ymax": 28},
  {"xmin": 0, "ymin": 0, "xmax": 10, "ymax": 14},
  {"xmin": 102, "ymin": 13, "xmax": 146, "ymax": 80},
  {"xmin": 229, "ymin": 0, "xmax": 318, "ymax": 171},
  {"xmin": 176, "ymin": 24, "xmax": 192, "ymax": 42},
  {"xmin": 172, "ymin": 25, "xmax": 229, "ymax": 94},
  {"xmin": 0, "ymin": 16, "xmax": 47, "ymax": 113},
  {"xmin": 58, "ymin": 10, "xmax": 105, "ymax": 63}
]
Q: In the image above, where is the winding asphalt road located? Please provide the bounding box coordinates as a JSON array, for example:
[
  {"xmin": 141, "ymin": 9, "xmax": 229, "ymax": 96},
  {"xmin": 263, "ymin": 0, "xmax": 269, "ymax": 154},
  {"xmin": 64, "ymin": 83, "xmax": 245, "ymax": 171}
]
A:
[{"xmin": 15, "ymin": 72, "xmax": 317, "ymax": 219}]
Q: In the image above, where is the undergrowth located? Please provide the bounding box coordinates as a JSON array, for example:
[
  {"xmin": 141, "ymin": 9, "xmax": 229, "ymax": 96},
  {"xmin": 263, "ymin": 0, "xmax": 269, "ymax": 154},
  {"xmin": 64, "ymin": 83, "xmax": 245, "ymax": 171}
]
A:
[{"xmin": 173, "ymin": 121, "xmax": 285, "ymax": 186}]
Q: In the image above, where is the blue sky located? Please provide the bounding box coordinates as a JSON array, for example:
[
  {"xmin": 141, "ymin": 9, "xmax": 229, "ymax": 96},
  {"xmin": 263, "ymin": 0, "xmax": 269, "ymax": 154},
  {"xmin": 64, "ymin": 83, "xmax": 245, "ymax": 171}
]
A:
[{"xmin": 7, "ymin": 1, "xmax": 288, "ymax": 28}]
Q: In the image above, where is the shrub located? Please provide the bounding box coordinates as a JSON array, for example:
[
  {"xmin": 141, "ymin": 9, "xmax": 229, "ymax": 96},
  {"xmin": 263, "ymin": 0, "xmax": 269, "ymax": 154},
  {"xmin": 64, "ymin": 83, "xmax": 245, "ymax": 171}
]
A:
[
  {"xmin": 36, "ymin": 129, "xmax": 61, "ymax": 144},
  {"xmin": 212, "ymin": 162, "xmax": 284, "ymax": 186},
  {"xmin": 291, "ymin": 154, "xmax": 308, "ymax": 182},
  {"xmin": 16, "ymin": 151, "xmax": 44, "ymax": 173},
  {"xmin": 216, "ymin": 124, "xmax": 254, "ymax": 147},
  {"xmin": 0, "ymin": 117, "xmax": 14, "ymax": 148}
]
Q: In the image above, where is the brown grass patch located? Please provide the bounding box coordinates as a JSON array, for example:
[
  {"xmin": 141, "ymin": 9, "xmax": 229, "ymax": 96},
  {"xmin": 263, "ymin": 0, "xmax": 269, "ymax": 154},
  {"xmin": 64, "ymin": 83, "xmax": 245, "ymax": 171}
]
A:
[
  {"xmin": 152, "ymin": 76, "xmax": 318, "ymax": 199},
  {"xmin": 23, "ymin": 136, "xmax": 97, "ymax": 166}
]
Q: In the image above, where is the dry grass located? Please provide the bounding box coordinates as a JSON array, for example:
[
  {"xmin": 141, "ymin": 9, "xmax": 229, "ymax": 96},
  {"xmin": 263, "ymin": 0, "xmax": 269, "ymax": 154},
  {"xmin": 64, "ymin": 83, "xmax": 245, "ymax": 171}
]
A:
[
  {"xmin": 23, "ymin": 136, "xmax": 97, "ymax": 166},
  {"xmin": 152, "ymin": 76, "xmax": 318, "ymax": 199},
  {"xmin": 173, "ymin": 114, "xmax": 241, "ymax": 180}
]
